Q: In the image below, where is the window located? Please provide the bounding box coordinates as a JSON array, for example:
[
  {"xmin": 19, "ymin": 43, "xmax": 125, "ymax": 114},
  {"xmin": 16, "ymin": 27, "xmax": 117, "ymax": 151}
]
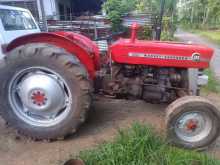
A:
[{"xmin": 0, "ymin": 9, "xmax": 37, "ymax": 31}]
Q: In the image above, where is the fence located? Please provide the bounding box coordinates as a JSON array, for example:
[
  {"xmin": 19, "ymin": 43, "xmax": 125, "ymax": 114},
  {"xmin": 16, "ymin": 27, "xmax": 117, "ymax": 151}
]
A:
[
  {"xmin": 38, "ymin": 15, "xmax": 112, "ymax": 41},
  {"xmin": 38, "ymin": 13, "xmax": 156, "ymax": 41},
  {"xmin": 122, "ymin": 13, "xmax": 154, "ymax": 27}
]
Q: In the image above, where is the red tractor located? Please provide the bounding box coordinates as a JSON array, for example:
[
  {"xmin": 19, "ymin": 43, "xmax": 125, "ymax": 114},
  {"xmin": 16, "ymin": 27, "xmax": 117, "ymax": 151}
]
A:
[{"xmin": 0, "ymin": 23, "xmax": 219, "ymax": 150}]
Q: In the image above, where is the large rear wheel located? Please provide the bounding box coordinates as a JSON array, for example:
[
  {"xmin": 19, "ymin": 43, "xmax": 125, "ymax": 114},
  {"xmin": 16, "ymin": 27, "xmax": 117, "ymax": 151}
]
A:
[
  {"xmin": 0, "ymin": 43, "xmax": 92, "ymax": 140},
  {"xmin": 166, "ymin": 96, "xmax": 220, "ymax": 150}
]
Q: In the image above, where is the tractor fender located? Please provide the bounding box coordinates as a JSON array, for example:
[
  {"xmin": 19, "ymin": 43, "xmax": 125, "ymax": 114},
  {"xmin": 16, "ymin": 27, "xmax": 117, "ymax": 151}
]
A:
[{"xmin": 6, "ymin": 32, "xmax": 100, "ymax": 79}]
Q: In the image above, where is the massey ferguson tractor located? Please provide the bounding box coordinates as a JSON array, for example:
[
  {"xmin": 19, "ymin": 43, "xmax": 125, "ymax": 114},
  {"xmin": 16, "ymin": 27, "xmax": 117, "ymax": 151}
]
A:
[{"xmin": 0, "ymin": 5, "xmax": 220, "ymax": 150}]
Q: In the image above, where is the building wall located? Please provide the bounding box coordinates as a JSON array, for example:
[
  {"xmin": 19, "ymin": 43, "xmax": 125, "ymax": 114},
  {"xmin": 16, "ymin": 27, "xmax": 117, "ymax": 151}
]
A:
[{"xmin": 55, "ymin": 0, "xmax": 73, "ymax": 20}]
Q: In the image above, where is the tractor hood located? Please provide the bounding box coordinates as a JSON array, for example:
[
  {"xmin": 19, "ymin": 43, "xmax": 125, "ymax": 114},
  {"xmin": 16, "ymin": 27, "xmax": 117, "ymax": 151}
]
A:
[{"xmin": 110, "ymin": 39, "xmax": 214, "ymax": 69}]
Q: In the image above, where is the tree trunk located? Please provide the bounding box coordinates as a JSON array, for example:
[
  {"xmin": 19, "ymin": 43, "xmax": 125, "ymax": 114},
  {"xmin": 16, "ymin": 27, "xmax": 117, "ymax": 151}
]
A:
[
  {"xmin": 202, "ymin": 8, "xmax": 209, "ymax": 26},
  {"xmin": 191, "ymin": 6, "xmax": 194, "ymax": 23}
]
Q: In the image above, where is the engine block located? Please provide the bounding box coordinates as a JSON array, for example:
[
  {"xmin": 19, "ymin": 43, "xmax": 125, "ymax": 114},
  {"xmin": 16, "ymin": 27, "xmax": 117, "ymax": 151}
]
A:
[{"xmin": 99, "ymin": 64, "xmax": 189, "ymax": 103}]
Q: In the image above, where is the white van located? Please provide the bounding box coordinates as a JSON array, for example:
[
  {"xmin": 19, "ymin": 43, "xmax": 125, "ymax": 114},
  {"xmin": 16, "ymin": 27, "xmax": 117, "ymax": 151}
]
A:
[{"xmin": 0, "ymin": 5, "xmax": 40, "ymax": 57}]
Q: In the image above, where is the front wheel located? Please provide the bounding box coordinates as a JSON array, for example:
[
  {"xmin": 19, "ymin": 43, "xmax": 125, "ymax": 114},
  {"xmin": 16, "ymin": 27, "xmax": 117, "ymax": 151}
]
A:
[
  {"xmin": 166, "ymin": 96, "xmax": 220, "ymax": 150},
  {"xmin": 0, "ymin": 43, "xmax": 92, "ymax": 140}
]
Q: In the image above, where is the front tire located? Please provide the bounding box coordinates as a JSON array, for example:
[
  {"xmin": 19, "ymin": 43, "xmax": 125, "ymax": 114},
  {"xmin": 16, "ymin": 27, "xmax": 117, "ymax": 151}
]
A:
[
  {"xmin": 0, "ymin": 43, "xmax": 92, "ymax": 140},
  {"xmin": 166, "ymin": 96, "xmax": 220, "ymax": 150}
]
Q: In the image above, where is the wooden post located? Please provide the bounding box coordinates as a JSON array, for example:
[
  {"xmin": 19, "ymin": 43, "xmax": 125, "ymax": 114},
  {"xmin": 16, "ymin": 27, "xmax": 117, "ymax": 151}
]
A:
[{"xmin": 94, "ymin": 19, "xmax": 98, "ymax": 40}]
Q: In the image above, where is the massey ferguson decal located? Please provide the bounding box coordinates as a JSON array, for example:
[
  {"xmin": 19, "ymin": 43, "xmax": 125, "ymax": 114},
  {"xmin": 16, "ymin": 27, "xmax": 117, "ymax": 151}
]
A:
[
  {"xmin": 128, "ymin": 52, "xmax": 204, "ymax": 62},
  {"xmin": 192, "ymin": 53, "xmax": 201, "ymax": 62}
]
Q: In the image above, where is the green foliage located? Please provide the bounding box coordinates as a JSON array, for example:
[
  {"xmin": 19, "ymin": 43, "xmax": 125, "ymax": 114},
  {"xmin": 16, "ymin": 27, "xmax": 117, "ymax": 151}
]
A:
[
  {"xmin": 161, "ymin": 31, "xmax": 174, "ymax": 41},
  {"xmin": 161, "ymin": 17, "xmax": 176, "ymax": 41},
  {"xmin": 196, "ymin": 30, "xmax": 220, "ymax": 45},
  {"xmin": 135, "ymin": 0, "xmax": 160, "ymax": 13},
  {"xmin": 103, "ymin": 0, "xmax": 178, "ymax": 36},
  {"xmin": 179, "ymin": 0, "xmax": 220, "ymax": 30},
  {"xmin": 102, "ymin": 0, "xmax": 136, "ymax": 32},
  {"xmin": 138, "ymin": 25, "xmax": 153, "ymax": 40},
  {"xmin": 108, "ymin": 11, "xmax": 123, "ymax": 32},
  {"xmin": 135, "ymin": 0, "xmax": 178, "ymax": 40},
  {"xmin": 78, "ymin": 123, "xmax": 219, "ymax": 165},
  {"xmin": 208, "ymin": 0, "xmax": 220, "ymax": 24},
  {"xmin": 135, "ymin": 0, "xmax": 178, "ymax": 16},
  {"xmin": 202, "ymin": 69, "xmax": 220, "ymax": 94}
]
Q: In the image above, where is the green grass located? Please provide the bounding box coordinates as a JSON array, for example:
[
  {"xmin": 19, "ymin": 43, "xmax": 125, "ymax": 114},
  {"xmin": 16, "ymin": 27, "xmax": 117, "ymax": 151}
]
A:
[
  {"xmin": 180, "ymin": 25, "xmax": 220, "ymax": 45},
  {"xmin": 76, "ymin": 123, "xmax": 219, "ymax": 165},
  {"xmin": 198, "ymin": 31, "xmax": 220, "ymax": 45},
  {"xmin": 202, "ymin": 69, "xmax": 220, "ymax": 94},
  {"xmin": 192, "ymin": 30, "xmax": 220, "ymax": 45}
]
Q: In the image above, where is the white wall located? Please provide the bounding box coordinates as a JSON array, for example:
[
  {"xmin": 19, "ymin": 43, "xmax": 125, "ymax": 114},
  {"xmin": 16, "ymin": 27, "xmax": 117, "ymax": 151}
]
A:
[
  {"xmin": 38, "ymin": 0, "xmax": 72, "ymax": 20},
  {"xmin": 37, "ymin": 0, "xmax": 59, "ymax": 20}
]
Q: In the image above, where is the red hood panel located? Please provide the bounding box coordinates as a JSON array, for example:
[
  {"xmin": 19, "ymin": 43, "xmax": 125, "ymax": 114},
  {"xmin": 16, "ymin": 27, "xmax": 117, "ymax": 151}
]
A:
[{"xmin": 110, "ymin": 39, "xmax": 214, "ymax": 69}]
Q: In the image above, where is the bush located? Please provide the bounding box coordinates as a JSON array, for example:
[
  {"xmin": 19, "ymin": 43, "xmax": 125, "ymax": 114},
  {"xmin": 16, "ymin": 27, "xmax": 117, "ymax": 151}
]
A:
[
  {"xmin": 102, "ymin": 0, "xmax": 136, "ymax": 32},
  {"xmin": 107, "ymin": 10, "xmax": 123, "ymax": 32},
  {"xmin": 160, "ymin": 16, "xmax": 176, "ymax": 41},
  {"xmin": 138, "ymin": 25, "xmax": 153, "ymax": 40},
  {"xmin": 202, "ymin": 69, "xmax": 220, "ymax": 94}
]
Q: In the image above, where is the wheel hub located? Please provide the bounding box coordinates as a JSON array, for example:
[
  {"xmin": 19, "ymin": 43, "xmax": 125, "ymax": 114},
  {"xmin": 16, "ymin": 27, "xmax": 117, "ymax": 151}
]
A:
[
  {"xmin": 31, "ymin": 90, "xmax": 47, "ymax": 107},
  {"xmin": 8, "ymin": 67, "xmax": 72, "ymax": 127},
  {"xmin": 175, "ymin": 112, "xmax": 212, "ymax": 143},
  {"xmin": 186, "ymin": 119, "xmax": 198, "ymax": 131},
  {"xmin": 17, "ymin": 73, "xmax": 66, "ymax": 117}
]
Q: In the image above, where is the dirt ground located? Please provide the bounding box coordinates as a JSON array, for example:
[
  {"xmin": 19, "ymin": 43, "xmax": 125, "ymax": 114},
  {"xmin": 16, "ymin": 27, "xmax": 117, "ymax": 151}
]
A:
[{"xmin": 0, "ymin": 94, "xmax": 220, "ymax": 165}]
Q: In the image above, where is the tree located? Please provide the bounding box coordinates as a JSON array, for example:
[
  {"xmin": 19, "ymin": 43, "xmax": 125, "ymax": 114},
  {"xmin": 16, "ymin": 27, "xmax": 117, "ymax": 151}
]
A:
[
  {"xmin": 103, "ymin": 0, "xmax": 179, "ymax": 39},
  {"xmin": 103, "ymin": 0, "xmax": 137, "ymax": 31},
  {"xmin": 178, "ymin": 0, "xmax": 220, "ymax": 29}
]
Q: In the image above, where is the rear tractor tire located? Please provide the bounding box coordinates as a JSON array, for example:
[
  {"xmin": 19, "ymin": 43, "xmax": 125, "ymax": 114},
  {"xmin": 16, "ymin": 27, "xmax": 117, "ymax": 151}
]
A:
[
  {"xmin": 0, "ymin": 43, "xmax": 92, "ymax": 140},
  {"xmin": 166, "ymin": 96, "xmax": 220, "ymax": 150}
]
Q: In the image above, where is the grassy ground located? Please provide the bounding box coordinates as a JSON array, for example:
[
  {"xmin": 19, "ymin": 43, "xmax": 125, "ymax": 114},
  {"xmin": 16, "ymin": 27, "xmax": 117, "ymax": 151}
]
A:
[
  {"xmin": 74, "ymin": 69, "xmax": 220, "ymax": 165},
  {"xmin": 202, "ymin": 69, "xmax": 220, "ymax": 94},
  {"xmin": 76, "ymin": 123, "xmax": 219, "ymax": 165},
  {"xmin": 180, "ymin": 24, "xmax": 220, "ymax": 44},
  {"xmin": 192, "ymin": 30, "xmax": 220, "ymax": 45}
]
